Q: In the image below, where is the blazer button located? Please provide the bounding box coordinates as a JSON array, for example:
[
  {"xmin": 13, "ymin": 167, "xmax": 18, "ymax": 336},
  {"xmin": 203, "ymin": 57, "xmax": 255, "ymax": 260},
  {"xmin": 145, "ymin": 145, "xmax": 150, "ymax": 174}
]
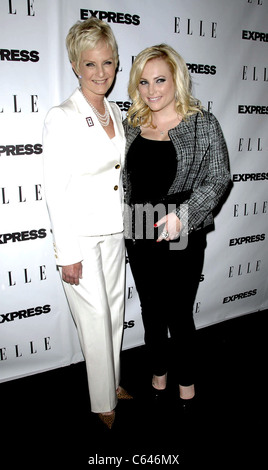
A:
[
  {"xmin": 114, "ymin": 185, "xmax": 118, "ymax": 191},
  {"xmin": 115, "ymin": 164, "xmax": 120, "ymax": 169}
]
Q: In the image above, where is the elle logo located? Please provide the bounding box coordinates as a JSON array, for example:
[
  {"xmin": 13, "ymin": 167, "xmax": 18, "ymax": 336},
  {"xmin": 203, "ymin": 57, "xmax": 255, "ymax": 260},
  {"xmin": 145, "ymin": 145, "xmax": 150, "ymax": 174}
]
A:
[
  {"xmin": 0, "ymin": 95, "xmax": 39, "ymax": 113},
  {"xmin": 174, "ymin": 17, "xmax": 217, "ymax": 38},
  {"xmin": 8, "ymin": 0, "xmax": 36, "ymax": 16}
]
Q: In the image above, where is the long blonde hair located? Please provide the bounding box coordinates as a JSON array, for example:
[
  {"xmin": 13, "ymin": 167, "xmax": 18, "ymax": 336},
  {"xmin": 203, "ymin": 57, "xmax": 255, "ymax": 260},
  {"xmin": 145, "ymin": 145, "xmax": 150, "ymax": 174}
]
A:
[{"xmin": 127, "ymin": 44, "xmax": 202, "ymax": 127}]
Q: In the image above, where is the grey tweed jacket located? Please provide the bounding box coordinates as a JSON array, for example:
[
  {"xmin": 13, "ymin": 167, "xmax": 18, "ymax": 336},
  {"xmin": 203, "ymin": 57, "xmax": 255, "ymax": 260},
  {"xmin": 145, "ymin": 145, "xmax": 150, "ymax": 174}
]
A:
[{"xmin": 123, "ymin": 110, "xmax": 231, "ymax": 235}]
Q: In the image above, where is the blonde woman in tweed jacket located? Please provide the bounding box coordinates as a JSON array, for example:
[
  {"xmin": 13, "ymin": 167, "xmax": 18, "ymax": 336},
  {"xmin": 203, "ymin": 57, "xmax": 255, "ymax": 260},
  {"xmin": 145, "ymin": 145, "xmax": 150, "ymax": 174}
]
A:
[{"xmin": 123, "ymin": 44, "xmax": 231, "ymax": 410}]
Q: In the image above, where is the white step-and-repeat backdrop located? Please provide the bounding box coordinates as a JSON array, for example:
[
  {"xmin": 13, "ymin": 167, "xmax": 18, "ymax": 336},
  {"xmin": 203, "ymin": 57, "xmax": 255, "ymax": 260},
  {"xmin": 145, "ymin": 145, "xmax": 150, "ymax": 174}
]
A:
[{"xmin": 1, "ymin": 0, "xmax": 268, "ymax": 382}]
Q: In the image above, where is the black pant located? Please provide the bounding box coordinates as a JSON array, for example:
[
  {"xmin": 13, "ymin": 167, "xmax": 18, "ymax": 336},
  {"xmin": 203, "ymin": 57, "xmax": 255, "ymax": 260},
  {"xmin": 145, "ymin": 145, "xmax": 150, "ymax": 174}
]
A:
[{"xmin": 126, "ymin": 230, "xmax": 206, "ymax": 386}]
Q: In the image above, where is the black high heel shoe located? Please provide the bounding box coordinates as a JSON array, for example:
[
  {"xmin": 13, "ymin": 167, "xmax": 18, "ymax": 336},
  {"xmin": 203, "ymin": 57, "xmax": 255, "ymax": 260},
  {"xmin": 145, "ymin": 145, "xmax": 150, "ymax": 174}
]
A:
[
  {"xmin": 179, "ymin": 395, "xmax": 196, "ymax": 414},
  {"xmin": 151, "ymin": 385, "xmax": 167, "ymax": 401},
  {"xmin": 151, "ymin": 374, "xmax": 167, "ymax": 403}
]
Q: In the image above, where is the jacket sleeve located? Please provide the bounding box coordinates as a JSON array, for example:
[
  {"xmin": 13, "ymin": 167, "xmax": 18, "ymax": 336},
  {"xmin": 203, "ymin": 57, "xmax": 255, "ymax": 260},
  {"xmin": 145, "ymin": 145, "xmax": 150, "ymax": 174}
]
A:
[
  {"xmin": 177, "ymin": 113, "xmax": 231, "ymax": 235},
  {"xmin": 42, "ymin": 107, "xmax": 83, "ymax": 266}
]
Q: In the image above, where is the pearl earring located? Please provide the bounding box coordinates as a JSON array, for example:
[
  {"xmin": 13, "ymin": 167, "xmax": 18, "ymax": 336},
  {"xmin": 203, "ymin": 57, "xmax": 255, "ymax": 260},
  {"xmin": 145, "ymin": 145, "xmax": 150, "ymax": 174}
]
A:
[{"xmin": 79, "ymin": 75, "xmax": 82, "ymax": 79}]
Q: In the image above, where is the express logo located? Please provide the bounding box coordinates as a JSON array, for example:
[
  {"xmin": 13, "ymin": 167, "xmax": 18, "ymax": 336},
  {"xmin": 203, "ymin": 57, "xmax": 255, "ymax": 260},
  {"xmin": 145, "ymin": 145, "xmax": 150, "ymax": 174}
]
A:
[
  {"xmin": 0, "ymin": 144, "xmax": 42, "ymax": 156},
  {"xmin": 238, "ymin": 105, "xmax": 268, "ymax": 114},
  {"xmin": 233, "ymin": 173, "xmax": 268, "ymax": 182},
  {"xmin": 187, "ymin": 63, "xmax": 216, "ymax": 75},
  {"xmin": 0, "ymin": 49, "xmax": 39, "ymax": 62},
  {"xmin": 229, "ymin": 234, "xmax": 265, "ymax": 246},
  {"xmin": 223, "ymin": 289, "xmax": 257, "ymax": 303},
  {"xmin": 0, "ymin": 229, "xmax": 46, "ymax": 244},
  {"xmin": 115, "ymin": 101, "xmax": 131, "ymax": 112},
  {"xmin": 0, "ymin": 305, "xmax": 51, "ymax": 325},
  {"xmin": 242, "ymin": 30, "xmax": 268, "ymax": 42},
  {"xmin": 80, "ymin": 9, "xmax": 140, "ymax": 25},
  {"xmin": 124, "ymin": 320, "xmax": 135, "ymax": 329}
]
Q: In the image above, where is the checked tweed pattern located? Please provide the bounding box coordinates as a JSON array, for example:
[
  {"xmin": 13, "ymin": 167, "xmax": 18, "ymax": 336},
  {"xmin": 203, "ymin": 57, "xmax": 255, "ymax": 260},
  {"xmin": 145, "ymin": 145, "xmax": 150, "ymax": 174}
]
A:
[{"xmin": 123, "ymin": 110, "xmax": 230, "ymax": 236}]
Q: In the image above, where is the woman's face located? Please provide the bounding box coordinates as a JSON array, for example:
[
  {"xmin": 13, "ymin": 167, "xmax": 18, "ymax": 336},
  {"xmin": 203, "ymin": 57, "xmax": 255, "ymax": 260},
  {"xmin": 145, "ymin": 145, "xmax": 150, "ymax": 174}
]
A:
[
  {"xmin": 75, "ymin": 41, "xmax": 116, "ymax": 100},
  {"xmin": 138, "ymin": 57, "xmax": 176, "ymax": 114}
]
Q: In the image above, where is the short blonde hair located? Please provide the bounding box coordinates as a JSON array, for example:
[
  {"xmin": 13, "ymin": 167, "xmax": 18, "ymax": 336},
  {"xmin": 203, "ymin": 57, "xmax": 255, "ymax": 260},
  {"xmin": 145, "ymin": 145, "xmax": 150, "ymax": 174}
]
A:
[
  {"xmin": 127, "ymin": 44, "xmax": 202, "ymax": 127},
  {"xmin": 66, "ymin": 17, "xmax": 119, "ymax": 70}
]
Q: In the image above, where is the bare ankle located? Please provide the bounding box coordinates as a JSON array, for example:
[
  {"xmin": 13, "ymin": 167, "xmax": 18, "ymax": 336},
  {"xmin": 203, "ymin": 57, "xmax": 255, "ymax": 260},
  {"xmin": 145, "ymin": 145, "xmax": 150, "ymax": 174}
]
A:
[
  {"xmin": 100, "ymin": 410, "xmax": 115, "ymax": 416},
  {"xmin": 152, "ymin": 373, "xmax": 167, "ymax": 390},
  {"xmin": 179, "ymin": 384, "xmax": 195, "ymax": 400}
]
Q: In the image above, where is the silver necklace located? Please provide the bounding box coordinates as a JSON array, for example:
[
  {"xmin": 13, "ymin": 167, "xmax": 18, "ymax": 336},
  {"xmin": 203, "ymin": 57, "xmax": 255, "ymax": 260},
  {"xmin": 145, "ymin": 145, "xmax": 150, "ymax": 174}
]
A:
[
  {"xmin": 156, "ymin": 115, "xmax": 181, "ymax": 135},
  {"xmin": 80, "ymin": 87, "xmax": 110, "ymax": 127}
]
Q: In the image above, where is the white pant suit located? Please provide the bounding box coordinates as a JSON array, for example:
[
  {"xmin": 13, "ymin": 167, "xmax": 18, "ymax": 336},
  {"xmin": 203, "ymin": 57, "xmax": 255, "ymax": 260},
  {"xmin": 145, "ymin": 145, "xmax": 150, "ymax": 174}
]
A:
[
  {"xmin": 43, "ymin": 89, "xmax": 126, "ymax": 413},
  {"xmin": 62, "ymin": 233, "xmax": 125, "ymax": 412}
]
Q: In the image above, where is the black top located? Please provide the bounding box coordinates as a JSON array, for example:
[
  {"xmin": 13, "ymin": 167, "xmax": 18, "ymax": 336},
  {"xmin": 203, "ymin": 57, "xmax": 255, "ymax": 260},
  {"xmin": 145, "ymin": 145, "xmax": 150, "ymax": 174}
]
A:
[
  {"xmin": 126, "ymin": 134, "xmax": 177, "ymax": 205},
  {"xmin": 123, "ymin": 112, "xmax": 231, "ymax": 235}
]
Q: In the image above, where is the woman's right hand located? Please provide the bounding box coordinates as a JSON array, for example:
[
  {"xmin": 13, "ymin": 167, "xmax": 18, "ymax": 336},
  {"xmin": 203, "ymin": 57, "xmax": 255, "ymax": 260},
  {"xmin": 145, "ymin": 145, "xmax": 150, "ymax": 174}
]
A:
[{"xmin": 62, "ymin": 262, "xmax": 83, "ymax": 285}]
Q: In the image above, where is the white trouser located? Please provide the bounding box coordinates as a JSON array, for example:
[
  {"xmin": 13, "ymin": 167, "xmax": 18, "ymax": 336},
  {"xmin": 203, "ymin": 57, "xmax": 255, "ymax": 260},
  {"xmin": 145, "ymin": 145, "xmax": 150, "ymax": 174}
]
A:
[{"xmin": 62, "ymin": 232, "xmax": 125, "ymax": 413}]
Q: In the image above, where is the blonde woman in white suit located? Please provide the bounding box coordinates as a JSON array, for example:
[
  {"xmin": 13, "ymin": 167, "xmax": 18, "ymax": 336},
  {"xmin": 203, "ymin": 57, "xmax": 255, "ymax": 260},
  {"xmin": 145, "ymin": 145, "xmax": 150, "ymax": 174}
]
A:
[{"xmin": 43, "ymin": 18, "xmax": 131, "ymax": 429}]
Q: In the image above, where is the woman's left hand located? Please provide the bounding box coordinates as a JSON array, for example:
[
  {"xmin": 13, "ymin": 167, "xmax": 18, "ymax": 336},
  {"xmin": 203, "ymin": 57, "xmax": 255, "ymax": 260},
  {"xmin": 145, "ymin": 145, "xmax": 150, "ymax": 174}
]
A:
[{"xmin": 155, "ymin": 212, "xmax": 182, "ymax": 242}]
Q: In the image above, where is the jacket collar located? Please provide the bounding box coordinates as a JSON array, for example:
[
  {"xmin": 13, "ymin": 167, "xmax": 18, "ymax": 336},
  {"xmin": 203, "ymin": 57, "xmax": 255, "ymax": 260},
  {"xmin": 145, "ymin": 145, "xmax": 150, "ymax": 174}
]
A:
[
  {"xmin": 69, "ymin": 87, "xmax": 122, "ymax": 138},
  {"xmin": 70, "ymin": 87, "xmax": 108, "ymax": 117}
]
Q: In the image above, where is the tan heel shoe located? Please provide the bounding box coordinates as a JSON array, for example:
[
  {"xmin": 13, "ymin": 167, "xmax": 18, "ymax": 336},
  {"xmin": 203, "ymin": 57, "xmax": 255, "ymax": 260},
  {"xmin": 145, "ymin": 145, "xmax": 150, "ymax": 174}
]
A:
[
  {"xmin": 98, "ymin": 411, "xmax": 115, "ymax": 429},
  {"xmin": 116, "ymin": 386, "xmax": 133, "ymax": 400}
]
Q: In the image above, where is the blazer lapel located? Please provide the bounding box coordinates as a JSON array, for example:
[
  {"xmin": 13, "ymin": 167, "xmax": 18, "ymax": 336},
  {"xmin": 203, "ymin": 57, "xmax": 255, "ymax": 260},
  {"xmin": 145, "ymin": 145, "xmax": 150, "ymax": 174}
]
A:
[{"xmin": 70, "ymin": 88, "xmax": 125, "ymax": 163}]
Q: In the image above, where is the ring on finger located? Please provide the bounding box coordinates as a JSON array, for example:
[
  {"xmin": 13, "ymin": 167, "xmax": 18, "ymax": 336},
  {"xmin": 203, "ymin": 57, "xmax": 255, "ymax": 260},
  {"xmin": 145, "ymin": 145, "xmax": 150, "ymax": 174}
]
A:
[{"xmin": 161, "ymin": 230, "xmax": 169, "ymax": 239}]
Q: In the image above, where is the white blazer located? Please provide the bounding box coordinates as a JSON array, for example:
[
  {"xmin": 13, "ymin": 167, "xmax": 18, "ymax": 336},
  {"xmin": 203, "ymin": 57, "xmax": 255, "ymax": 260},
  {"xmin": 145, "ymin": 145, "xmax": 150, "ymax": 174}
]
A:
[{"xmin": 43, "ymin": 87, "xmax": 126, "ymax": 266}]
